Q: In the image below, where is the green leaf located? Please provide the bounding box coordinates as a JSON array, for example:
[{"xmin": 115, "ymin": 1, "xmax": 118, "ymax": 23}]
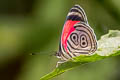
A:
[{"xmin": 40, "ymin": 30, "xmax": 120, "ymax": 80}]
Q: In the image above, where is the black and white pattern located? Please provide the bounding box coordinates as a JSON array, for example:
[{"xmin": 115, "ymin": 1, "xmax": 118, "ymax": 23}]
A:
[
  {"xmin": 67, "ymin": 22, "xmax": 97, "ymax": 57},
  {"xmin": 67, "ymin": 4, "xmax": 88, "ymax": 23},
  {"xmin": 56, "ymin": 4, "xmax": 97, "ymax": 63}
]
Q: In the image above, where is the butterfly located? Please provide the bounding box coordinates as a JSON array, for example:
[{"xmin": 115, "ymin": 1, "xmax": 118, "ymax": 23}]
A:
[{"xmin": 56, "ymin": 4, "xmax": 97, "ymax": 65}]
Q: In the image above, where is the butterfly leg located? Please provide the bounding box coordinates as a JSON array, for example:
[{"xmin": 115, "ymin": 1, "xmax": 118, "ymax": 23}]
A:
[{"xmin": 56, "ymin": 60, "xmax": 66, "ymax": 67}]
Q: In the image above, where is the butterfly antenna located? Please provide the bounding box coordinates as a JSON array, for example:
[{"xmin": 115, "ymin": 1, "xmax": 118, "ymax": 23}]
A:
[
  {"xmin": 49, "ymin": 51, "xmax": 57, "ymax": 57},
  {"xmin": 29, "ymin": 51, "xmax": 57, "ymax": 56},
  {"xmin": 29, "ymin": 53, "xmax": 39, "ymax": 55},
  {"xmin": 31, "ymin": 53, "xmax": 38, "ymax": 55}
]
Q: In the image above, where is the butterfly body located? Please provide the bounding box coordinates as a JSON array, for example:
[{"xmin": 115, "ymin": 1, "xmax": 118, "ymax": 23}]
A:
[{"xmin": 56, "ymin": 4, "xmax": 97, "ymax": 62}]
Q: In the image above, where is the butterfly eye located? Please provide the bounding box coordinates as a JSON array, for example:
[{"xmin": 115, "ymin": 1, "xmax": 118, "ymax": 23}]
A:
[
  {"xmin": 70, "ymin": 33, "xmax": 78, "ymax": 45},
  {"xmin": 80, "ymin": 35, "xmax": 88, "ymax": 48}
]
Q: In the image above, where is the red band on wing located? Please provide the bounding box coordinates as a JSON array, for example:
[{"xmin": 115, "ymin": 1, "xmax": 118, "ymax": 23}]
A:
[{"xmin": 61, "ymin": 20, "xmax": 80, "ymax": 53}]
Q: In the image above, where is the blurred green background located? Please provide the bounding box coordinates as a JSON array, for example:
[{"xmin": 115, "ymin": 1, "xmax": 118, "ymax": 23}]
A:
[{"xmin": 0, "ymin": 0, "xmax": 120, "ymax": 80}]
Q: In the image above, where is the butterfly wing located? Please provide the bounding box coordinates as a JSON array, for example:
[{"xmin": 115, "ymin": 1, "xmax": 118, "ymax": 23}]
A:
[
  {"xmin": 67, "ymin": 22, "xmax": 97, "ymax": 57},
  {"xmin": 56, "ymin": 4, "xmax": 97, "ymax": 61},
  {"xmin": 66, "ymin": 4, "xmax": 88, "ymax": 24}
]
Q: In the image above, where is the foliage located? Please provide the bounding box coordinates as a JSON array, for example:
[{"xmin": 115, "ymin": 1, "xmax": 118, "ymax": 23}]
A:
[
  {"xmin": 40, "ymin": 30, "xmax": 120, "ymax": 80},
  {"xmin": 0, "ymin": 0, "xmax": 120, "ymax": 80}
]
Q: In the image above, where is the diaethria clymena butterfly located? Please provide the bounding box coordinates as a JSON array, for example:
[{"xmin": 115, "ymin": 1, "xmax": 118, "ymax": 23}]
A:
[{"xmin": 56, "ymin": 4, "xmax": 97, "ymax": 64}]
